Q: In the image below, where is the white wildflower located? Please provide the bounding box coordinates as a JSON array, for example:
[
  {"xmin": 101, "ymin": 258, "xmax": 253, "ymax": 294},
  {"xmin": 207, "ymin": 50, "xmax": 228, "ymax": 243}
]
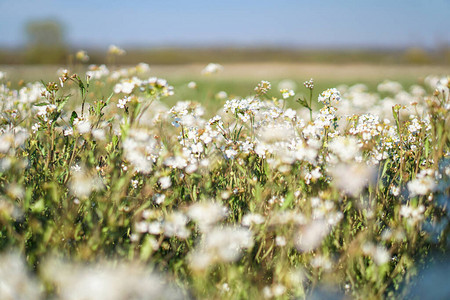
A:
[
  {"xmin": 201, "ymin": 63, "xmax": 223, "ymax": 75},
  {"xmin": 159, "ymin": 176, "xmax": 172, "ymax": 189}
]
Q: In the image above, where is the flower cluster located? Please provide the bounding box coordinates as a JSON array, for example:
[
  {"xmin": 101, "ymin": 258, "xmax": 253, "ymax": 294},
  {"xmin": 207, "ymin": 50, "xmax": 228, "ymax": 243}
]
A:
[{"xmin": 318, "ymin": 88, "xmax": 341, "ymax": 105}]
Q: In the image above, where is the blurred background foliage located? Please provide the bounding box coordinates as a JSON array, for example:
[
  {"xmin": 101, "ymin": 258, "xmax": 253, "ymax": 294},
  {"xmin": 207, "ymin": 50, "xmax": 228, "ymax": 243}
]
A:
[
  {"xmin": 1, "ymin": 19, "xmax": 449, "ymax": 66},
  {"xmin": 23, "ymin": 19, "xmax": 68, "ymax": 64}
]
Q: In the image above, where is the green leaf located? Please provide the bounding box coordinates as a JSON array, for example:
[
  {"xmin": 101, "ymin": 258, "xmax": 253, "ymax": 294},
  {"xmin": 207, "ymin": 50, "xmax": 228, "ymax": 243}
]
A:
[
  {"xmin": 70, "ymin": 111, "xmax": 78, "ymax": 126},
  {"xmin": 57, "ymin": 96, "xmax": 70, "ymax": 112},
  {"xmin": 34, "ymin": 102, "xmax": 49, "ymax": 107},
  {"xmin": 140, "ymin": 235, "xmax": 156, "ymax": 261},
  {"xmin": 105, "ymin": 93, "xmax": 114, "ymax": 106},
  {"xmin": 281, "ymin": 192, "xmax": 294, "ymax": 210},
  {"xmin": 381, "ymin": 159, "xmax": 390, "ymax": 179},
  {"xmin": 78, "ymin": 79, "xmax": 86, "ymax": 98},
  {"xmin": 31, "ymin": 198, "xmax": 45, "ymax": 213}
]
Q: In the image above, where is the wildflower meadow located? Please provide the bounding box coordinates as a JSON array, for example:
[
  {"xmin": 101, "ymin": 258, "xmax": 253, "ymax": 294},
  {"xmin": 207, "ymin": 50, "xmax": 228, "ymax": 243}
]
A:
[{"xmin": 0, "ymin": 53, "xmax": 449, "ymax": 299}]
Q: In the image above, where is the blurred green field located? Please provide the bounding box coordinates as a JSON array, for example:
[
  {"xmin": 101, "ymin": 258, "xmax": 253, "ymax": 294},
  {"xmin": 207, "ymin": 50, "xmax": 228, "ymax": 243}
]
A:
[{"xmin": 2, "ymin": 62, "xmax": 449, "ymax": 112}]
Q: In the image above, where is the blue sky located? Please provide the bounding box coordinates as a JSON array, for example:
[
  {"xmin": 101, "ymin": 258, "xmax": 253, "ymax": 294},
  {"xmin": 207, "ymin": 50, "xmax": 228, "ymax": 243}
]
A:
[{"xmin": 1, "ymin": 0, "xmax": 449, "ymax": 49}]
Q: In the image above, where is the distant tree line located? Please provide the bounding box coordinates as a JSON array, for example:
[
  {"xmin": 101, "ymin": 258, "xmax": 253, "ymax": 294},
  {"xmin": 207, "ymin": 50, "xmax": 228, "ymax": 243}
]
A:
[{"xmin": 24, "ymin": 19, "xmax": 68, "ymax": 64}]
